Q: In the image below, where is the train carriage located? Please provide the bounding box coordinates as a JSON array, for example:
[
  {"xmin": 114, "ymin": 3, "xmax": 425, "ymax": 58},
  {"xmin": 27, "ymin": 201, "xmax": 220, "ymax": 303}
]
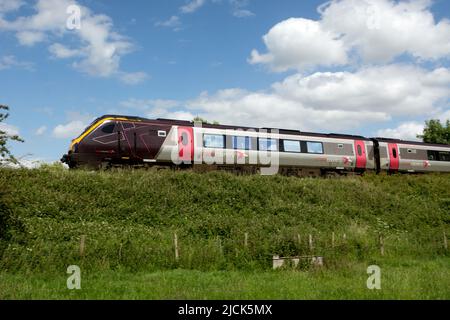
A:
[{"xmin": 61, "ymin": 114, "xmax": 450, "ymax": 175}]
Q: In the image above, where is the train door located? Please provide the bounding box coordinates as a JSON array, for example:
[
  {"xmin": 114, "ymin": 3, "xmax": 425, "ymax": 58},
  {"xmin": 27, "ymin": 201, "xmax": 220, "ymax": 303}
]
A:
[
  {"xmin": 388, "ymin": 143, "xmax": 399, "ymax": 171},
  {"xmin": 178, "ymin": 126, "xmax": 194, "ymax": 163},
  {"xmin": 354, "ymin": 140, "xmax": 367, "ymax": 169}
]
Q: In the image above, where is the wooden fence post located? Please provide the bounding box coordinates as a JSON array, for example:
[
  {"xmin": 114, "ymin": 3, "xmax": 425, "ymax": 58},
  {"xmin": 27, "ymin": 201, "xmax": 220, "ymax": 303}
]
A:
[
  {"xmin": 332, "ymin": 232, "xmax": 335, "ymax": 248},
  {"xmin": 444, "ymin": 231, "xmax": 448, "ymax": 251},
  {"xmin": 297, "ymin": 234, "xmax": 301, "ymax": 246},
  {"xmin": 309, "ymin": 234, "xmax": 313, "ymax": 252},
  {"xmin": 244, "ymin": 232, "xmax": 248, "ymax": 248},
  {"xmin": 79, "ymin": 235, "xmax": 86, "ymax": 257},
  {"xmin": 380, "ymin": 235, "xmax": 385, "ymax": 256},
  {"xmin": 218, "ymin": 237, "xmax": 223, "ymax": 255},
  {"xmin": 174, "ymin": 233, "xmax": 179, "ymax": 261}
]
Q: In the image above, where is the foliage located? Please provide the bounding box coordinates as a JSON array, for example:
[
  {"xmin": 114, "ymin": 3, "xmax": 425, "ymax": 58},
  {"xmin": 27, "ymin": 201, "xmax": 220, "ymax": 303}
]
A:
[
  {"xmin": 192, "ymin": 116, "xmax": 220, "ymax": 125},
  {"xmin": 0, "ymin": 168, "xmax": 449, "ymax": 298},
  {"xmin": 417, "ymin": 119, "xmax": 450, "ymax": 144},
  {"xmin": 0, "ymin": 105, "xmax": 24, "ymax": 165},
  {"xmin": 0, "ymin": 168, "xmax": 448, "ymax": 273}
]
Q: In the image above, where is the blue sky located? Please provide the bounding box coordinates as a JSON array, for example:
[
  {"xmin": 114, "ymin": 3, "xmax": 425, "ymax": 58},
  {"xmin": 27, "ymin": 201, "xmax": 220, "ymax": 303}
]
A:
[{"xmin": 1, "ymin": 0, "xmax": 450, "ymax": 164}]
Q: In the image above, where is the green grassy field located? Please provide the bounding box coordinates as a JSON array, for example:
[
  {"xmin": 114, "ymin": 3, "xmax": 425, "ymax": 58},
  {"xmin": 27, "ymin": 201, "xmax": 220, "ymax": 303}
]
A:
[{"xmin": 0, "ymin": 166, "xmax": 449, "ymax": 299}]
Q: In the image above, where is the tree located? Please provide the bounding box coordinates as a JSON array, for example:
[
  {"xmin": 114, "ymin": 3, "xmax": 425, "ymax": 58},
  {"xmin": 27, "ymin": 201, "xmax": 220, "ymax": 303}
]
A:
[
  {"xmin": 0, "ymin": 105, "xmax": 24, "ymax": 165},
  {"xmin": 417, "ymin": 119, "xmax": 450, "ymax": 145},
  {"xmin": 192, "ymin": 116, "xmax": 219, "ymax": 125}
]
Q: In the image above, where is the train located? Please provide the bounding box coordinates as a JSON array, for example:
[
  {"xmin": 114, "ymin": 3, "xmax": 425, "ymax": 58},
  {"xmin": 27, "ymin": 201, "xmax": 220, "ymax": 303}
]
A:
[{"xmin": 61, "ymin": 114, "xmax": 450, "ymax": 175}]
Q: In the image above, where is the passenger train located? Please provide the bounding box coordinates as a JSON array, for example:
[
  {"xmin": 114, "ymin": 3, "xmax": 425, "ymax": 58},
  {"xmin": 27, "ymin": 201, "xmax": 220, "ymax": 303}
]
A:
[{"xmin": 61, "ymin": 115, "xmax": 450, "ymax": 175}]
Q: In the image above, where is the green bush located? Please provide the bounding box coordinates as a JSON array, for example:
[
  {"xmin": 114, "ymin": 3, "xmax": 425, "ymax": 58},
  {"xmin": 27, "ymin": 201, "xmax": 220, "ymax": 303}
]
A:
[{"xmin": 0, "ymin": 167, "xmax": 448, "ymax": 273}]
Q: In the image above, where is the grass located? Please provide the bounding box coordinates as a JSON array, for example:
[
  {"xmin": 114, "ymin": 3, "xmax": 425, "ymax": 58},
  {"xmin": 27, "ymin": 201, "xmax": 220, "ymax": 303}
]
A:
[
  {"xmin": 0, "ymin": 165, "xmax": 449, "ymax": 299},
  {"xmin": 1, "ymin": 257, "xmax": 449, "ymax": 299}
]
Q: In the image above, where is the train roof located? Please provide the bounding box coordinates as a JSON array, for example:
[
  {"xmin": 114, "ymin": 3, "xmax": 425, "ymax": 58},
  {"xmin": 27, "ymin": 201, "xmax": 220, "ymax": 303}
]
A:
[
  {"xmin": 91, "ymin": 115, "xmax": 449, "ymax": 147},
  {"xmin": 374, "ymin": 137, "xmax": 450, "ymax": 148}
]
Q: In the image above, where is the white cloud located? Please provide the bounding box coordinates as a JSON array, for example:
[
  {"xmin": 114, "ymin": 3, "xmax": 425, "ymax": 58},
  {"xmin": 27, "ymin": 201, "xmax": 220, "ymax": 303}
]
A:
[
  {"xmin": 180, "ymin": 0, "xmax": 206, "ymax": 14},
  {"xmin": 1, "ymin": 158, "xmax": 45, "ymax": 169},
  {"xmin": 150, "ymin": 65, "xmax": 449, "ymax": 132},
  {"xmin": 16, "ymin": 30, "xmax": 46, "ymax": 46},
  {"xmin": 0, "ymin": 0, "xmax": 23, "ymax": 14},
  {"xmin": 320, "ymin": 0, "xmax": 450, "ymax": 63},
  {"xmin": 0, "ymin": 122, "xmax": 20, "ymax": 136},
  {"xmin": 439, "ymin": 110, "xmax": 450, "ymax": 122},
  {"xmin": 376, "ymin": 122, "xmax": 424, "ymax": 141},
  {"xmin": 35, "ymin": 126, "xmax": 47, "ymax": 136},
  {"xmin": 149, "ymin": 110, "xmax": 195, "ymax": 121},
  {"xmin": 184, "ymin": 88, "xmax": 388, "ymax": 132},
  {"xmin": 119, "ymin": 71, "xmax": 149, "ymax": 85},
  {"xmin": 48, "ymin": 43, "xmax": 82, "ymax": 58},
  {"xmin": 1, "ymin": 0, "xmax": 145, "ymax": 80},
  {"xmin": 0, "ymin": 55, "xmax": 34, "ymax": 70},
  {"xmin": 121, "ymin": 98, "xmax": 181, "ymax": 110},
  {"xmin": 249, "ymin": 18, "xmax": 348, "ymax": 71},
  {"xmin": 272, "ymin": 65, "xmax": 450, "ymax": 116},
  {"xmin": 155, "ymin": 16, "xmax": 181, "ymax": 30},
  {"xmin": 233, "ymin": 9, "xmax": 254, "ymax": 18},
  {"xmin": 230, "ymin": 0, "xmax": 254, "ymax": 18},
  {"xmin": 52, "ymin": 120, "xmax": 88, "ymax": 139},
  {"xmin": 251, "ymin": 0, "xmax": 450, "ymax": 71}
]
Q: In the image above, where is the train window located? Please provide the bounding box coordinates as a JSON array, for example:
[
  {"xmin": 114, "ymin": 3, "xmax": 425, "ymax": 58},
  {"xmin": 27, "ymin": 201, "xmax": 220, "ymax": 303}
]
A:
[
  {"xmin": 232, "ymin": 136, "xmax": 251, "ymax": 150},
  {"xmin": 101, "ymin": 123, "xmax": 115, "ymax": 134},
  {"xmin": 283, "ymin": 140, "xmax": 301, "ymax": 153},
  {"xmin": 203, "ymin": 134, "xmax": 224, "ymax": 148},
  {"xmin": 259, "ymin": 138, "xmax": 278, "ymax": 151},
  {"xmin": 306, "ymin": 142, "xmax": 323, "ymax": 154},
  {"xmin": 122, "ymin": 122, "xmax": 134, "ymax": 130},
  {"xmin": 158, "ymin": 130, "xmax": 166, "ymax": 137},
  {"xmin": 181, "ymin": 132, "xmax": 189, "ymax": 146},
  {"xmin": 439, "ymin": 151, "xmax": 450, "ymax": 162},
  {"xmin": 427, "ymin": 150, "xmax": 441, "ymax": 161},
  {"xmin": 357, "ymin": 145, "xmax": 362, "ymax": 156},
  {"xmin": 407, "ymin": 149, "xmax": 417, "ymax": 154},
  {"xmin": 392, "ymin": 148, "xmax": 397, "ymax": 159}
]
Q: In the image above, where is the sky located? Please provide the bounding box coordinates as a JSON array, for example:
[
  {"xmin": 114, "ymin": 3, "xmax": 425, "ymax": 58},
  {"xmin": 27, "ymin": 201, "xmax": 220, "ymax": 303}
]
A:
[{"xmin": 0, "ymin": 0, "xmax": 450, "ymax": 164}]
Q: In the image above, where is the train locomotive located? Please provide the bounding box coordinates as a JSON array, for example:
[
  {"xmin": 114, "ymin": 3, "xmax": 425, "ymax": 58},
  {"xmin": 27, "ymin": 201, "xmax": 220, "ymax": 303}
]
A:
[{"xmin": 61, "ymin": 115, "xmax": 450, "ymax": 175}]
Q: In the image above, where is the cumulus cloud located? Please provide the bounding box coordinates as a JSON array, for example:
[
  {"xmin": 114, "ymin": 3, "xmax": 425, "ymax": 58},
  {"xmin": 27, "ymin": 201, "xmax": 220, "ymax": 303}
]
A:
[
  {"xmin": 134, "ymin": 65, "xmax": 449, "ymax": 133},
  {"xmin": 376, "ymin": 122, "xmax": 424, "ymax": 141},
  {"xmin": 180, "ymin": 0, "xmax": 206, "ymax": 14},
  {"xmin": 35, "ymin": 126, "xmax": 47, "ymax": 136},
  {"xmin": 119, "ymin": 71, "xmax": 149, "ymax": 85},
  {"xmin": 230, "ymin": 0, "xmax": 255, "ymax": 18},
  {"xmin": 272, "ymin": 65, "xmax": 450, "ymax": 116},
  {"xmin": 0, "ymin": 0, "xmax": 24, "ymax": 13},
  {"xmin": 184, "ymin": 88, "xmax": 389, "ymax": 132},
  {"xmin": 155, "ymin": 15, "xmax": 182, "ymax": 30},
  {"xmin": 0, "ymin": 122, "xmax": 20, "ymax": 136},
  {"xmin": 52, "ymin": 120, "xmax": 88, "ymax": 139},
  {"xmin": 121, "ymin": 98, "xmax": 181, "ymax": 110},
  {"xmin": 0, "ymin": 55, "xmax": 34, "ymax": 71},
  {"xmin": 249, "ymin": 18, "xmax": 348, "ymax": 71},
  {"xmin": 251, "ymin": 0, "xmax": 450, "ymax": 71},
  {"xmin": 320, "ymin": 0, "xmax": 450, "ymax": 63},
  {"xmin": 0, "ymin": 0, "xmax": 147, "ymax": 82}
]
